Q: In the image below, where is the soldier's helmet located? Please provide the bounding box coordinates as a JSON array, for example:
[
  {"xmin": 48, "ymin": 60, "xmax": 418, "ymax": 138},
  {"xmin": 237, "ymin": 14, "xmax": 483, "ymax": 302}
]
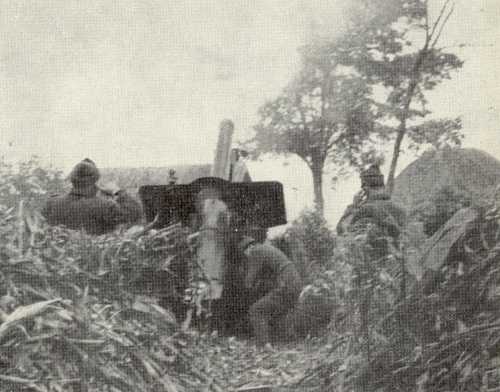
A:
[
  {"xmin": 69, "ymin": 158, "xmax": 100, "ymax": 187},
  {"xmin": 360, "ymin": 164, "xmax": 385, "ymax": 188}
]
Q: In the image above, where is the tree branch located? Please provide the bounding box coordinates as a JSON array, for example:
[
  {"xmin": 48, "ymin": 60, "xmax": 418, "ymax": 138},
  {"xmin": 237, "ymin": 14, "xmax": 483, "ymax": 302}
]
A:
[
  {"xmin": 296, "ymin": 153, "xmax": 313, "ymax": 169},
  {"xmin": 428, "ymin": 0, "xmax": 453, "ymax": 42},
  {"xmin": 425, "ymin": 0, "xmax": 430, "ymax": 42},
  {"xmin": 431, "ymin": 2, "xmax": 455, "ymax": 48}
]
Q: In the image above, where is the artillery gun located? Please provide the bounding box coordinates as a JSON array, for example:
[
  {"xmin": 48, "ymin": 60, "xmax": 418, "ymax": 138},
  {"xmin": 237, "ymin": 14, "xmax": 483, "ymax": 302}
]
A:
[{"xmin": 137, "ymin": 120, "xmax": 287, "ymax": 332}]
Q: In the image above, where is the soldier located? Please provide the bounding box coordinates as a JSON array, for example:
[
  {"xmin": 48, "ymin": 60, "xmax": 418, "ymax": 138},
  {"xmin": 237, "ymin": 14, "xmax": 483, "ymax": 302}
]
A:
[
  {"xmin": 239, "ymin": 235, "xmax": 303, "ymax": 346},
  {"xmin": 42, "ymin": 159, "xmax": 142, "ymax": 235},
  {"xmin": 350, "ymin": 165, "xmax": 406, "ymax": 244},
  {"xmin": 336, "ymin": 189, "xmax": 366, "ymax": 235},
  {"xmin": 337, "ymin": 165, "xmax": 406, "ymax": 244}
]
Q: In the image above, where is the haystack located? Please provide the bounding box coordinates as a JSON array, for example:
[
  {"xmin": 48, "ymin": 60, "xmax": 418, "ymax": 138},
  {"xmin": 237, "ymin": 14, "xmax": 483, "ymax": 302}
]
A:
[{"xmin": 393, "ymin": 147, "xmax": 500, "ymax": 212}]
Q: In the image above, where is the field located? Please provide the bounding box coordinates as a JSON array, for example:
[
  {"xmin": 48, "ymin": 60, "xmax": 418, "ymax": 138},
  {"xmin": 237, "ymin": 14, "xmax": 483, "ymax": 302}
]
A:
[{"xmin": 2, "ymin": 157, "xmax": 500, "ymax": 392}]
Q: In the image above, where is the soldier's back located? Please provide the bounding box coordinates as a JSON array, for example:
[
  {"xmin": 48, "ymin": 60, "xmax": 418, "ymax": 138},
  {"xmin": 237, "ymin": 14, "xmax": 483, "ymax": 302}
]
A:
[
  {"xmin": 351, "ymin": 195, "xmax": 406, "ymax": 239},
  {"xmin": 247, "ymin": 242, "xmax": 302, "ymax": 293},
  {"xmin": 43, "ymin": 192, "xmax": 120, "ymax": 235}
]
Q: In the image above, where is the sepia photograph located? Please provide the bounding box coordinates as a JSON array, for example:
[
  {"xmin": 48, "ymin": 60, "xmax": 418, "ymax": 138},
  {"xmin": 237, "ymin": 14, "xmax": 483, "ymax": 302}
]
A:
[{"xmin": 0, "ymin": 1, "xmax": 499, "ymax": 391}]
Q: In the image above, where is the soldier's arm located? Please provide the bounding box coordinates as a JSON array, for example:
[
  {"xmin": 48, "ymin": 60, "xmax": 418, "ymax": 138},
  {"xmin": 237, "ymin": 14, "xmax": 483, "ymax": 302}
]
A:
[{"xmin": 244, "ymin": 245, "xmax": 265, "ymax": 290}]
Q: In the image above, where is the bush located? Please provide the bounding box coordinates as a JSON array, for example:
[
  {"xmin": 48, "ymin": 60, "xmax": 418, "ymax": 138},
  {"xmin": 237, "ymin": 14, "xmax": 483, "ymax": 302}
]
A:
[
  {"xmin": 270, "ymin": 210, "xmax": 347, "ymax": 339},
  {"xmin": 0, "ymin": 202, "xmax": 220, "ymax": 391},
  {"xmin": 0, "ymin": 156, "xmax": 66, "ymax": 211},
  {"xmin": 308, "ymin": 200, "xmax": 500, "ymax": 392},
  {"xmin": 275, "ymin": 208, "xmax": 336, "ymax": 275},
  {"xmin": 0, "ymin": 158, "xmax": 222, "ymax": 391}
]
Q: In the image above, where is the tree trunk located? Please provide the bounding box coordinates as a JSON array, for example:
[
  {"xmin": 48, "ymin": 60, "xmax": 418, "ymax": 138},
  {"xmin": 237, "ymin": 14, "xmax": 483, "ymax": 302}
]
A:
[
  {"xmin": 386, "ymin": 119, "xmax": 406, "ymax": 195},
  {"xmin": 386, "ymin": 45, "xmax": 429, "ymax": 195},
  {"xmin": 311, "ymin": 166, "xmax": 324, "ymax": 215}
]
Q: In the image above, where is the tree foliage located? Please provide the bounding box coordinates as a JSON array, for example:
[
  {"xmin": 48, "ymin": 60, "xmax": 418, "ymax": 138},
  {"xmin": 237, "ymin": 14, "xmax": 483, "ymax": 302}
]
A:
[
  {"xmin": 329, "ymin": 0, "xmax": 464, "ymax": 192},
  {"xmin": 248, "ymin": 44, "xmax": 380, "ymax": 213}
]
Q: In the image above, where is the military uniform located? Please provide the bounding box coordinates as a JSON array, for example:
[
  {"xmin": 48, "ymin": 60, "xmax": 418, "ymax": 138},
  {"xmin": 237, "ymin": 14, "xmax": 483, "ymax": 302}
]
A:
[
  {"xmin": 350, "ymin": 192, "xmax": 406, "ymax": 239},
  {"xmin": 42, "ymin": 159, "xmax": 142, "ymax": 235},
  {"xmin": 241, "ymin": 237, "xmax": 303, "ymax": 345},
  {"xmin": 338, "ymin": 165, "xmax": 406, "ymax": 242},
  {"xmin": 337, "ymin": 190, "xmax": 366, "ymax": 235}
]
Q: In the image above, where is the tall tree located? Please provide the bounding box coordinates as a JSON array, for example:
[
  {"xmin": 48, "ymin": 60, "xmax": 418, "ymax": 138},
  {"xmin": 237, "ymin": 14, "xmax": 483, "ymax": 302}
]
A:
[
  {"xmin": 247, "ymin": 47, "xmax": 378, "ymax": 214},
  {"xmin": 333, "ymin": 0, "xmax": 464, "ymax": 193}
]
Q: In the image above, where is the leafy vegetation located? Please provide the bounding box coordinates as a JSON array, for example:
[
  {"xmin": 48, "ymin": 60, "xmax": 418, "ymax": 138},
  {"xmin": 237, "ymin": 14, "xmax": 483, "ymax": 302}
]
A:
[
  {"xmin": 245, "ymin": 0, "xmax": 464, "ymax": 212},
  {"xmin": 342, "ymin": 0, "xmax": 464, "ymax": 192},
  {"xmin": 0, "ymin": 159, "xmax": 227, "ymax": 392},
  {"xmin": 248, "ymin": 58, "xmax": 378, "ymax": 213},
  {"xmin": 301, "ymin": 202, "xmax": 500, "ymax": 392},
  {"xmin": 0, "ymin": 158, "xmax": 341, "ymax": 391},
  {"xmin": 274, "ymin": 208, "xmax": 336, "ymax": 275},
  {"xmin": 0, "ymin": 156, "xmax": 66, "ymax": 211}
]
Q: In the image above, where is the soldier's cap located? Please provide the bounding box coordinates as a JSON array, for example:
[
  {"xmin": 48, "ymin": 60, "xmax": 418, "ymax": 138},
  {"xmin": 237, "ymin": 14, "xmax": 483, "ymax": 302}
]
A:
[
  {"xmin": 69, "ymin": 158, "xmax": 100, "ymax": 187},
  {"xmin": 360, "ymin": 164, "xmax": 384, "ymax": 188}
]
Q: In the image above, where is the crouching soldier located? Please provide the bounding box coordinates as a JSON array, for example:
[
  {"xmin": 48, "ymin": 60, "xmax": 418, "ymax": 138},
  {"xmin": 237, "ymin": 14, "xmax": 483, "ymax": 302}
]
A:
[
  {"xmin": 240, "ymin": 236, "xmax": 303, "ymax": 346},
  {"xmin": 42, "ymin": 158, "xmax": 142, "ymax": 235}
]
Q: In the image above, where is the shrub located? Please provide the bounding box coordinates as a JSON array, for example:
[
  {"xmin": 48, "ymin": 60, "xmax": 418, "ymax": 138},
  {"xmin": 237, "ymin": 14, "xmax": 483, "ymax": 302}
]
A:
[
  {"xmin": 271, "ymin": 210, "xmax": 346, "ymax": 339},
  {"xmin": 0, "ymin": 156, "xmax": 66, "ymax": 210},
  {"xmin": 0, "ymin": 158, "xmax": 219, "ymax": 391},
  {"xmin": 0, "ymin": 203, "xmax": 214, "ymax": 391},
  {"xmin": 275, "ymin": 208, "xmax": 336, "ymax": 275}
]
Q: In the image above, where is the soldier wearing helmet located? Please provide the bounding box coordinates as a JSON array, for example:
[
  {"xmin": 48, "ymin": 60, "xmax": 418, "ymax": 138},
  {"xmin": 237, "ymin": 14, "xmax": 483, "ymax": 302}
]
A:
[
  {"xmin": 336, "ymin": 164, "xmax": 406, "ymax": 276},
  {"xmin": 351, "ymin": 165, "xmax": 406, "ymax": 240},
  {"xmin": 42, "ymin": 159, "xmax": 142, "ymax": 235}
]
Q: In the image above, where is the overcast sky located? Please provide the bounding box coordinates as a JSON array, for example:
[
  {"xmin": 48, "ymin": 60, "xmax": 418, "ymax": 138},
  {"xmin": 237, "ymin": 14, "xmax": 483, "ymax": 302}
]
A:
[{"xmin": 0, "ymin": 0, "xmax": 499, "ymax": 225}]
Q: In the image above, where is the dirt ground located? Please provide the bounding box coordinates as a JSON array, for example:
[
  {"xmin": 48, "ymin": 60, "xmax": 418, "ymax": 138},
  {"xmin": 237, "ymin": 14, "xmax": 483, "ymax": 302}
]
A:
[{"xmin": 183, "ymin": 333, "xmax": 335, "ymax": 391}]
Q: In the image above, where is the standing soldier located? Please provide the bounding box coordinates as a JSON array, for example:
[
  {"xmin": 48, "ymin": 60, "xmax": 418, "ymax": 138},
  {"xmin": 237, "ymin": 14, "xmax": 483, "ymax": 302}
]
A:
[
  {"xmin": 337, "ymin": 164, "xmax": 406, "ymax": 245},
  {"xmin": 350, "ymin": 164, "xmax": 406, "ymax": 246},
  {"xmin": 337, "ymin": 165, "xmax": 407, "ymax": 353},
  {"xmin": 239, "ymin": 235, "xmax": 303, "ymax": 346},
  {"xmin": 42, "ymin": 158, "xmax": 142, "ymax": 235}
]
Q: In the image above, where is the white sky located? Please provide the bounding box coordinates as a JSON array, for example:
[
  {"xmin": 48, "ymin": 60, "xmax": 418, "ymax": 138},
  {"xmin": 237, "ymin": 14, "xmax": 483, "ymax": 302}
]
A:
[{"xmin": 0, "ymin": 0, "xmax": 499, "ymax": 226}]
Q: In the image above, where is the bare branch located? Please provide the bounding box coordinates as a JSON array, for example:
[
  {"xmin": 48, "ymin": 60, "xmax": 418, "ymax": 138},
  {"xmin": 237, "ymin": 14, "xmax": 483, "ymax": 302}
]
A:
[
  {"xmin": 425, "ymin": 0, "xmax": 430, "ymax": 42},
  {"xmin": 428, "ymin": 0, "xmax": 453, "ymax": 42},
  {"xmin": 431, "ymin": 2, "xmax": 455, "ymax": 48}
]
